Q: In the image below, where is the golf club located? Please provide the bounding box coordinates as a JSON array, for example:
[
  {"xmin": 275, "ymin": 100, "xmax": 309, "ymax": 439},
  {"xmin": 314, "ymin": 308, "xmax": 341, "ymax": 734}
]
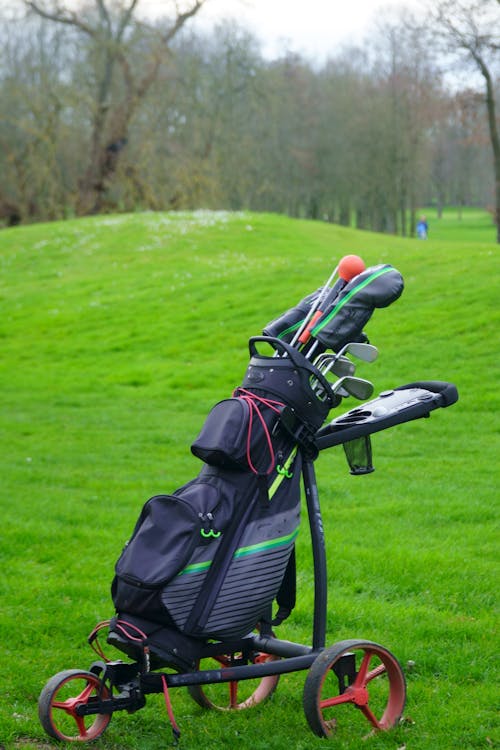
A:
[{"xmin": 332, "ymin": 375, "xmax": 374, "ymax": 401}]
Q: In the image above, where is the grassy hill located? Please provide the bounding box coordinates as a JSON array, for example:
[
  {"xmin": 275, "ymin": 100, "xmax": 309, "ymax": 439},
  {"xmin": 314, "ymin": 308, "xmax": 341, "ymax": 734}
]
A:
[{"xmin": 0, "ymin": 210, "xmax": 498, "ymax": 750}]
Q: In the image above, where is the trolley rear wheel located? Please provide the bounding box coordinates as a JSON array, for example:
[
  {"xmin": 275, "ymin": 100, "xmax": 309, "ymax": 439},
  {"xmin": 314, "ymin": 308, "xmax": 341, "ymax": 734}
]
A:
[
  {"xmin": 38, "ymin": 669, "xmax": 111, "ymax": 742},
  {"xmin": 303, "ymin": 639, "xmax": 406, "ymax": 738},
  {"xmin": 188, "ymin": 651, "xmax": 280, "ymax": 710}
]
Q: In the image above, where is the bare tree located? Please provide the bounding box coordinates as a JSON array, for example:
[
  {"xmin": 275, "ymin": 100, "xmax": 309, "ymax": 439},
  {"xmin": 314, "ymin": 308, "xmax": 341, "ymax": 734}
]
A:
[
  {"xmin": 23, "ymin": 0, "xmax": 206, "ymax": 214},
  {"xmin": 0, "ymin": 13, "xmax": 78, "ymax": 224},
  {"xmin": 1, "ymin": 2, "xmax": 495, "ymax": 229},
  {"xmin": 426, "ymin": 0, "xmax": 500, "ymax": 241},
  {"xmin": 376, "ymin": 20, "xmax": 443, "ymax": 236}
]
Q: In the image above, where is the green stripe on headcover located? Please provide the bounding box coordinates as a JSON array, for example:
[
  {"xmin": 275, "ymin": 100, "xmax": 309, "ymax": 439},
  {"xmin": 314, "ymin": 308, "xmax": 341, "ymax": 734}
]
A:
[
  {"xmin": 277, "ymin": 320, "xmax": 303, "ymax": 339},
  {"xmin": 312, "ymin": 265, "xmax": 394, "ymax": 336}
]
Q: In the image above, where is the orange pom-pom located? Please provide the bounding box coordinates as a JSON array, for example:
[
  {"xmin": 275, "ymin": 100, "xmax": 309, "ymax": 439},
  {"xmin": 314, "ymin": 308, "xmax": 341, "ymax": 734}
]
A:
[{"xmin": 338, "ymin": 254, "xmax": 366, "ymax": 281}]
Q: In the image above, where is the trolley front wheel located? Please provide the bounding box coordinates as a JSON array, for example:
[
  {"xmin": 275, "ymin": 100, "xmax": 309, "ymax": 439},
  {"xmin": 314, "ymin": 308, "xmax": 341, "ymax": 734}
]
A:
[
  {"xmin": 38, "ymin": 668, "xmax": 112, "ymax": 742},
  {"xmin": 303, "ymin": 639, "xmax": 406, "ymax": 738}
]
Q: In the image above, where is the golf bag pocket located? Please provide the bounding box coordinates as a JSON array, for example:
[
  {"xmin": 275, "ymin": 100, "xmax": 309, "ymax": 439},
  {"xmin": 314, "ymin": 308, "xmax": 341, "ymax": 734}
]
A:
[
  {"xmin": 111, "ymin": 477, "xmax": 235, "ymax": 620},
  {"xmin": 162, "ymin": 460, "xmax": 302, "ymax": 640},
  {"xmin": 191, "ymin": 396, "xmax": 280, "ymax": 473}
]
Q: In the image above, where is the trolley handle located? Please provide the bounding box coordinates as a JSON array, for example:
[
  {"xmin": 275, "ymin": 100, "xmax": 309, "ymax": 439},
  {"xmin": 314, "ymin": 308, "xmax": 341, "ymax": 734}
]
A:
[
  {"xmin": 314, "ymin": 380, "xmax": 458, "ymax": 451},
  {"xmin": 394, "ymin": 380, "xmax": 458, "ymax": 408}
]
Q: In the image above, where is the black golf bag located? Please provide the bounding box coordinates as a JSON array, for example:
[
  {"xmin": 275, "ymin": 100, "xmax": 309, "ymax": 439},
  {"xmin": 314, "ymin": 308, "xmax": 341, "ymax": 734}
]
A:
[
  {"xmin": 111, "ymin": 339, "xmax": 336, "ymax": 641},
  {"xmin": 111, "ymin": 263, "xmax": 404, "ymax": 642}
]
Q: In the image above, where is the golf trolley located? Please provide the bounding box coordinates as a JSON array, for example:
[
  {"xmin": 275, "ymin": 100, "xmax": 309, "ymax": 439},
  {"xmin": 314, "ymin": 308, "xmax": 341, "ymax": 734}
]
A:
[
  {"xmin": 38, "ymin": 334, "xmax": 458, "ymax": 743},
  {"xmin": 38, "ymin": 258, "xmax": 458, "ymax": 743}
]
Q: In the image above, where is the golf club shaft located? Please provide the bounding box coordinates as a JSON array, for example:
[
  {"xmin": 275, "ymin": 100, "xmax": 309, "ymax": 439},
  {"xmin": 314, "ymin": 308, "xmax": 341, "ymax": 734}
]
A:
[{"xmin": 289, "ymin": 264, "xmax": 339, "ymax": 348}]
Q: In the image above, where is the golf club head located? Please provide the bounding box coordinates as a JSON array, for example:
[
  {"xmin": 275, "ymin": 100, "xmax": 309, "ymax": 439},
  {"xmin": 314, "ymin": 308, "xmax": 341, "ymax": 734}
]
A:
[
  {"xmin": 315, "ymin": 353, "xmax": 356, "ymax": 378},
  {"xmin": 325, "ymin": 355, "xmax": 356, "ymax": 378},
  {"xmin": 342, "ymin": 342, "xmax": 378, "ymax": 363},
  {"xmin": 332, "ymin": 375, "xmax": 374, "ymax": 400},
  {"xmin": 331, "ymin": 355, "xmax": 356, "ymax": 377}
]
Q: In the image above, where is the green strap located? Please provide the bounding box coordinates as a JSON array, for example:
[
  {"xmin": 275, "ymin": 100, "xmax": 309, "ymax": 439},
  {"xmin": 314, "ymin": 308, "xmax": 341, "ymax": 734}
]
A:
[
  {"xmin": 312, "ymin": 266, "xmax": 394, "ymax": 336},
  {"xmin": 269, "ymin": 445, "xmax": 298, "ymax": 499}
]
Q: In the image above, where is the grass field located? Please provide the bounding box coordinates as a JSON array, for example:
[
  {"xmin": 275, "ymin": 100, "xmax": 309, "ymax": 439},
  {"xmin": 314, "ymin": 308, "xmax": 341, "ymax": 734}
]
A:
[
  {"xmin": 0, "ymin": 209, "xmax": 498, "ymax": 750},
  {"xmin": 417, "ymin": 206, "xmax": 497, "ymax": 244}
]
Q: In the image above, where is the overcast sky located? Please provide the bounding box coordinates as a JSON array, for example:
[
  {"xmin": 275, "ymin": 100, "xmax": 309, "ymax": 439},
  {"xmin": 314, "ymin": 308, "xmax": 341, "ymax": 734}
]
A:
[{"xmin": 141, "ymin": 0, "xmax": 420, "ymax": 62}]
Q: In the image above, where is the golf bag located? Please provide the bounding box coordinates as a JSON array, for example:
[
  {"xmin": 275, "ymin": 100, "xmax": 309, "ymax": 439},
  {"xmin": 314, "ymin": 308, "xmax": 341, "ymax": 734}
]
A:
[
  {"xmin": 112, "ymin": 262, "xmax": 404, "ymax": 642},
  {"xmin": 111, "ymin": 339, "xmax": 336, "ymax": 641}
]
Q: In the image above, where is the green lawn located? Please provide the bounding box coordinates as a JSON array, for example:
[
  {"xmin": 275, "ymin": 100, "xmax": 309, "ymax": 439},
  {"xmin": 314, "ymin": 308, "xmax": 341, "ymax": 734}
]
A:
[
  {"xmin": 418, "ymin": 206, "xmax": 497, "ymax": 243},
  {"xmin": 0, "ymin": 209, "xmax": 498, "ymax": 749}
]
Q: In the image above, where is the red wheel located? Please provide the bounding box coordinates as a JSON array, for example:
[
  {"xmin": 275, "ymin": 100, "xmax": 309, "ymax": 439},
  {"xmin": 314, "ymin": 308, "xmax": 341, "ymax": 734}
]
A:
[
  {"xmin": 188, "ymin": 651, "xmax": 280, "ymax": 710},
  {"xmin": 38, "ymin": 669, "xmax": 111, "ymax": 742},
  {"xmin": 303, "ymin": 640, "xmax": 406, "ymax": 738}
]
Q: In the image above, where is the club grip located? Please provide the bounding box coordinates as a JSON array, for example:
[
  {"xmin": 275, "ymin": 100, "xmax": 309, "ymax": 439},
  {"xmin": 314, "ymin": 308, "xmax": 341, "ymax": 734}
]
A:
[{"xmin": 298, "ymin": 310, "xmax": 324, "ymax": 344}]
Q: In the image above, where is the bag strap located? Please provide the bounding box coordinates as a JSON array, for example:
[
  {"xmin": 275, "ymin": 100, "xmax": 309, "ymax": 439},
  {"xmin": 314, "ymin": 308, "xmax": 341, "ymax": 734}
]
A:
[
  {"xmin": 234, "ymin": 388, "xmax": 284, "ymax": 476},
  {"xmin": 183, "ymin": 474, "xmax": 264, "ymax": 636},
  {"xmin": 272, "ymin": 545, "xmax": 296, "ymax": 626},
  {"xmin": 183, "ymin": 436, "xmax": 298, "ymax": 636}
]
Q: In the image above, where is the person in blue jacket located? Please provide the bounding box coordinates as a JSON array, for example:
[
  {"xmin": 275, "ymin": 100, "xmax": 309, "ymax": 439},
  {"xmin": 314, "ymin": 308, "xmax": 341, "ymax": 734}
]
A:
[{"xmin": 417, "ymin": 215, "xmax": 428, "ymax": 239}]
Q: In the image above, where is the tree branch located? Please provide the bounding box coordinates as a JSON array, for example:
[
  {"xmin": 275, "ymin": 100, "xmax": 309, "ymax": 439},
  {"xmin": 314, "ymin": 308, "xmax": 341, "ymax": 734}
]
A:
[
  {"xmin": 161, "ymin": 1, "xmax": 204, "ymax": 45},
  {"xmin": 23, "ymin": 1, "xmax": 96, "ymax": 36}
]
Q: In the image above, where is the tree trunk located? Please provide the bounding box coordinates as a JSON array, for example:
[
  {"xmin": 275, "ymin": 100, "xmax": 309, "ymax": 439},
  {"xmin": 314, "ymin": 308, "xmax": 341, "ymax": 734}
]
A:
[
  {"xmin": 478, "ymin": 57, "xmax": 500, "ymax": 242},
  {"xmin": 25, "ymin": 0, "xmax": 205, "ymax": 217}
]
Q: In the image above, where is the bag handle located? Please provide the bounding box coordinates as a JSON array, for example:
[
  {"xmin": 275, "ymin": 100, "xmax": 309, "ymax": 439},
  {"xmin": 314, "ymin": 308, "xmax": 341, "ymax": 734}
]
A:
[
  {"xmin": 249, "ymin": 335, "xmax": 307, "ymax": 365},
  {"xmin": 248, "ymin": 336, "xmax": 336, "ymax": 408}
]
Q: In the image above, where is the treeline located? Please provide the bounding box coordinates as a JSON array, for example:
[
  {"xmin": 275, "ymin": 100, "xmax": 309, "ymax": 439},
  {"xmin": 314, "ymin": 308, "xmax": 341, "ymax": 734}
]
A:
[{"xmin": 0, "ymin": 1, "xmax": 497, "ymax": 236}]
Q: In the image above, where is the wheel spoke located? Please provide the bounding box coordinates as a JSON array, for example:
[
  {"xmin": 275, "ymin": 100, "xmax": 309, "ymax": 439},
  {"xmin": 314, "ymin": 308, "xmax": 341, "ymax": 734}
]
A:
[
  {"xmin": 74, "ymin": 714, "xmax": 89, "ymax": 738},
  {"xmin": 52, "ymin": 686, "xmax": 95, "ymax": 738},
  {"xmin": 229, "ymin": 681, "xmax": 238, "ymax": 708},
  {"xmin": 360, "ymin": 702, "xmax": 382, "ymax": 729},
  {"xmin": 54, "ymin": 680, "xmax": 96, "ymax": 715},
  {"xmin": 320, "ymin": 691, "xmax": 354, "ymax": 709},
  {"xmin": 366, "ymin": 664, "xmax": 386, "ymax": 683},
  {"xmin": 53, "ymin": 697, "xmax": 81, "ymax": 715},
  {"xmin": 78, "ymin": 682, "xmax": 96, "ymax": 702},
  {"xmin": 353, "ymin": 651, "xmax": 373, "ymax": 688}
]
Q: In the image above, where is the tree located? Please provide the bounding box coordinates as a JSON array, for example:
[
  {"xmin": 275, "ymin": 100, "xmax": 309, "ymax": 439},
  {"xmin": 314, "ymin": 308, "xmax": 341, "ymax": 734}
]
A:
[
  {"xmin": 23, "ymin": 0, "xmax": 206, "ymax": 214},
  {"xmin": 0, "ymin": 12, "xmax": 80, "ymax": 223},
  {"xmin": 0, "ymin": 2, "xmax": 495, "ymax": 231},
  {"xmin": 371, "ymin": 18, "xmax": 444, "ymax": 236},
  {"xmin": 426, "ymin": 0, "xmax": 500, "ymax": 241},
  {"xmin": 314, "ymin": 52, "xmax": 369, "ymax": 226}
]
